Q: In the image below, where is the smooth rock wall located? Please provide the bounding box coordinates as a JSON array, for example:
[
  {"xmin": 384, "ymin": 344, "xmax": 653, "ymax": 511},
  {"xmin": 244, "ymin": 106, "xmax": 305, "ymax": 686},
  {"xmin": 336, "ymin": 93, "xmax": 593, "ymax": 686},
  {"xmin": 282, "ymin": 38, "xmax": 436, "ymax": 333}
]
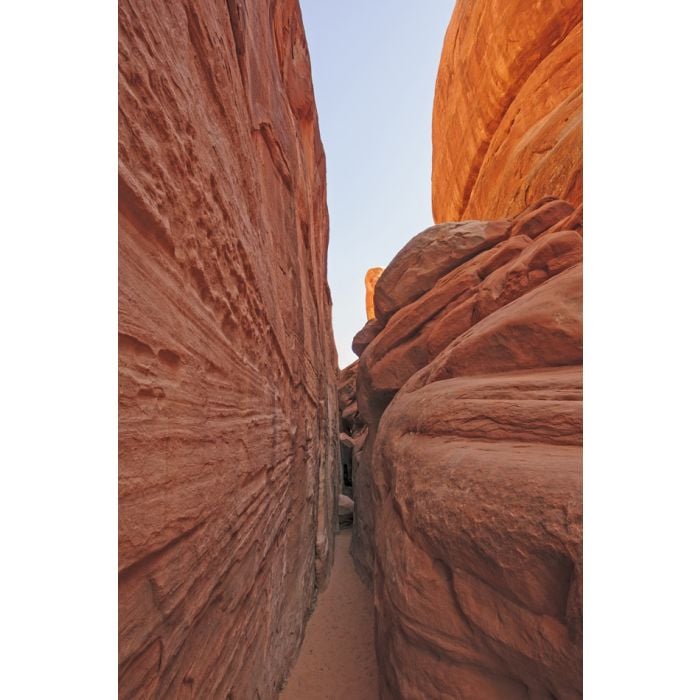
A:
[{"xmin": 432, "ymin": 0, "xmax": 582, "ymax": 221}]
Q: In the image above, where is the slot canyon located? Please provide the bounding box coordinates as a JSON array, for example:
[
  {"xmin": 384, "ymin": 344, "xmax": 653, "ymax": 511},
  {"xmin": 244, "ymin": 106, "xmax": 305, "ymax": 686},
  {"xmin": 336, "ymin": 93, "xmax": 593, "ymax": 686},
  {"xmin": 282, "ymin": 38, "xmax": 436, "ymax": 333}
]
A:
[{"xmin": 119, "ymin": 0, "xmax": 582, "ymax": 698}]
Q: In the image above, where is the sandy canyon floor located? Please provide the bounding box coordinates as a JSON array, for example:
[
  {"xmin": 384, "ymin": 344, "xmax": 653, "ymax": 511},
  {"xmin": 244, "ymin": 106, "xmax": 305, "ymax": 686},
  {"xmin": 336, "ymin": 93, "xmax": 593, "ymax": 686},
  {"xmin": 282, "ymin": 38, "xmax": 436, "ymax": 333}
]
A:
[{"xmin": 281, "ymin": 529, "xmax": 379, "ymax": 699}]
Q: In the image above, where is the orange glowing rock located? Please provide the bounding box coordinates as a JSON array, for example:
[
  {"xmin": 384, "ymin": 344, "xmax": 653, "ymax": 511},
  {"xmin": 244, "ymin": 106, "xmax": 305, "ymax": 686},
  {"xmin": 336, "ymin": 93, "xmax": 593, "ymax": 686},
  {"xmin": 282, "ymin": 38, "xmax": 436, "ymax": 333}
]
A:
[
  {"xmin": 364, "ymin": 267, "xmax": 384, "ymax": 320},
  {"xmin": 432, "ymin": 0, "xmax": 582, "ymax": 221}
]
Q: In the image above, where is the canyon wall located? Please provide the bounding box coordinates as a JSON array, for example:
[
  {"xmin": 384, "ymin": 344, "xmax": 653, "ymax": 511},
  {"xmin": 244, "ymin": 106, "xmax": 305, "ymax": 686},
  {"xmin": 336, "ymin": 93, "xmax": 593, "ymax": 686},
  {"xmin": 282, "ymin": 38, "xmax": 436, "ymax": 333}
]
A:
[
  {"xmin": 432, "ymin": 0, "xmax": 582, "ymax": 221},
  {"xmin": 350, "ymin": 200, "xmax": 583, "ymax": 698},
  {"xmin": 118, "ymin": 1, "xmax": 339, "ymax": 697},
  {"xmin": 347, "ymin": 1, "xmax": 584, "ymax": 695}
]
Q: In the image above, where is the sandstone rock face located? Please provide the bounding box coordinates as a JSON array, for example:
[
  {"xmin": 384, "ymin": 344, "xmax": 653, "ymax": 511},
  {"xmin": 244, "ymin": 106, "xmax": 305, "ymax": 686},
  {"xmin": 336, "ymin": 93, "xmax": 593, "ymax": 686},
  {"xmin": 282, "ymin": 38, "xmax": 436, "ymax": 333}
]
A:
[
  {"xmin": 373, "ymin": 220, "xmax": 511, "ymax": 324},
  {"xmin": 118, "ymin": 1, "xmax": 339, "ymax": 697},
  {"xmin": 352, "ymin": 318, "xmax": 383, "ymax": 358},
  {"xmin": 338, "ymin": 361, "xmax": 359, "ymax": 493},
  {"xmin": 432, "ymin": 0, "xmax": 582, "ymax": 221},
  {"xmin": 364, "ymin": 267, "xmax": 384, "ymax": 320},
  {"xmin": 374, "ymin": 365, "xmax": 582, "ymax": 699},
  {"xmin": 351, "ymin": 201, "xmax": 582, "ymax": 697},
  {"xmin": 337, "ymin": 360, "xmax": 374, "ymax": 586}
]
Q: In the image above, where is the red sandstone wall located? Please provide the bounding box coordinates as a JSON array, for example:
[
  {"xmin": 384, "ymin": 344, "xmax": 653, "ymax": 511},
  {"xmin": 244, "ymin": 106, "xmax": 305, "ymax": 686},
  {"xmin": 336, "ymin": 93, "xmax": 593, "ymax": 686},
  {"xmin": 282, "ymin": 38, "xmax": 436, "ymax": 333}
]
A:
[
  {"xmin": 432, "ymin": 0, "xmax": 582, "ymax": 221},
  {"xmin": 118, "ymin": 1, "xmax": 339, "ymax": 697},
  {"xmin": 349, "ymin": 201, "xmax": 583, "ymax": 698},
  {"xmin": 347, "ymin": 1, "xmax": 584, "ymax": 692}
]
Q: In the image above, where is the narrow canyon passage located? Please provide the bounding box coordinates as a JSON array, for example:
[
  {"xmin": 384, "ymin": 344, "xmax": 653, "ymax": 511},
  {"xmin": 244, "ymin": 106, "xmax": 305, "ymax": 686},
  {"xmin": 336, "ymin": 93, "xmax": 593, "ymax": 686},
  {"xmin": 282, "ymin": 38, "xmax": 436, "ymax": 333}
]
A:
[
  {"xmin": 281, "ymin": 528, "xmax": 379, "ymax": 700},
  {"xmin": 117, "ymin": 0, "xmax": 583, "ymax": 696}
]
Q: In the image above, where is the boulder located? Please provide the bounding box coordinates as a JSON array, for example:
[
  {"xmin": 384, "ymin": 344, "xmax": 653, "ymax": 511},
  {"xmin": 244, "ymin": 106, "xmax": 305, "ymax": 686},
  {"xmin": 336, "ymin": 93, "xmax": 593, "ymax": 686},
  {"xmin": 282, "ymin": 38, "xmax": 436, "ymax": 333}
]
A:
[
  {"xmin": 373, "ymin": 219, "xmax": 511, "ymax": 323},
  {"xmin": 338, "ymin": 494, "xmax": 355, "ymax": 529},
  {"xmin": 352, "ymin": 318, "xmax": 384, "ymax": 357},
  {"xmin": 374, "ymin": 367, "xmax": 582, "ymax": 699}
]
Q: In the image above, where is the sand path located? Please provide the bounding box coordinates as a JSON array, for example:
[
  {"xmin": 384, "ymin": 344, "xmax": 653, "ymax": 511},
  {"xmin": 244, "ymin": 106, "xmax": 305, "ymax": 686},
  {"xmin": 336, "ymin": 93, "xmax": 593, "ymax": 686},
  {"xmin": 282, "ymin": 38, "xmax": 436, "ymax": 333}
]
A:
[{"xmin": 280, "ymin": 528, "xmax": 379, "ymax": 699}]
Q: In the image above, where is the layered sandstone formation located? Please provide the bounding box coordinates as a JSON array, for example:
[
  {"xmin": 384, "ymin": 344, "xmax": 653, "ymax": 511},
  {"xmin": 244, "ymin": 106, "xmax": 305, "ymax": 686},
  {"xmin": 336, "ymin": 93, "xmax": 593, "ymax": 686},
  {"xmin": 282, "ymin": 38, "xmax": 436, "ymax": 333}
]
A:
[
  {"xmin": 349, "ymin": 199, "xmax": 582, "ymax": 697},
  {"xmin": 432, "ymin": 0, "xmax": 582, "ymax": 221},
  {"xmin": 118, "ymin": 1, "xmax": 339, "ymax": 697}
]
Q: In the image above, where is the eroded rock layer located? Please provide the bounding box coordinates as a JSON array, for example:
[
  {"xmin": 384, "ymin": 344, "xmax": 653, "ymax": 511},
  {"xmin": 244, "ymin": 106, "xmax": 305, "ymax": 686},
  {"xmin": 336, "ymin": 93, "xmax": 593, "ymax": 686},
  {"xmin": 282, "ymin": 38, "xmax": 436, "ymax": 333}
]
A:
[
  {"xmin": 118, "ymin": 1, "xmax": 338, "ymax": 697},
  {"xmin": 432, "ymin": 0, "xmax": 582, "ymax": 221},
  {"xmin": 350, "ymin": 200, "xmax": 582, "ymax": 698}
]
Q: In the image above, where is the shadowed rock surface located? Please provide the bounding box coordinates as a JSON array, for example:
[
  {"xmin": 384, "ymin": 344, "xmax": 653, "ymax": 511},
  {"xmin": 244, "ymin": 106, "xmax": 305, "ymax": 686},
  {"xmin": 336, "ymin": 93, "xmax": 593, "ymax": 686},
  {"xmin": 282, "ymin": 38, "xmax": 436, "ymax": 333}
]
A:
[
  {"xmin": 432, "ymin": 0, "xmax": 582, "ymax": 221},
  {"xmin": 348, "ymin": 200, "xmax": 583, "ymax": 698},
  {"xmin": 118, "ymin": 1, "xmax": 339, "ymax": 697}
]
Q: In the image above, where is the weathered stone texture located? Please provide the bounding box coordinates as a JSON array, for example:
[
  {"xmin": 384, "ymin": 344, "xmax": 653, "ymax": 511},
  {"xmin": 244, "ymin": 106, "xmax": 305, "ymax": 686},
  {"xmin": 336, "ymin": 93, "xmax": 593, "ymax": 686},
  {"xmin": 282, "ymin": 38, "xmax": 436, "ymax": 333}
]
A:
[
  {"xmin": 351, "ymin": 200, "xmax": 583, "ymax": 698},
  {"xmin": 118, "ymin": 1, "xmax": 338, "ymax": 697}
]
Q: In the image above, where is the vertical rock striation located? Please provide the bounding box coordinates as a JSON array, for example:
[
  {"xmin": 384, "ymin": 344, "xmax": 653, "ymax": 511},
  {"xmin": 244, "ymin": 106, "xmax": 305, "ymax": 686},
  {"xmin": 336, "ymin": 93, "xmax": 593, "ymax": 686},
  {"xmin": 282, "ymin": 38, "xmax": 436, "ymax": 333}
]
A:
[
  {"xmin": 432, "ymin": 0, "xmax": 582, "ymax": 221},
  {"xmin": 118, "ymin": 1, "xmax": 338, "ymax": 697}
]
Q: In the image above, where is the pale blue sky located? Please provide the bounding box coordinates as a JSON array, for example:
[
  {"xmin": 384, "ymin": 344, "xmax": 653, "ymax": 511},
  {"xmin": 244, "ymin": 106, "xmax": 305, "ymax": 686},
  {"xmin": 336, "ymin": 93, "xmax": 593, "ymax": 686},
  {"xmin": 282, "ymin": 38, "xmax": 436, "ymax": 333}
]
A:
[{"xmin": 299, "ymin": 0, "xmax": 455, "ymax": 368}]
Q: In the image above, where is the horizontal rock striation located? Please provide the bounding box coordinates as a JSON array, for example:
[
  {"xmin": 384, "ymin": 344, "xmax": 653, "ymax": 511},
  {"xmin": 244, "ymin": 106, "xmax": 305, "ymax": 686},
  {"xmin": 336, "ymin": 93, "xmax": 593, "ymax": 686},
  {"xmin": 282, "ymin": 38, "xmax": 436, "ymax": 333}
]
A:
[
  {"xmin": 351, "ymin": 200, "xmax": 582, "ymax": 697},
  {"xmin": 118, "ymin": 1, "xmax": 338, "ymax": 698},
  {"xmin": 432, "ymin": 0, "xmax": 582, "ymax": 221}
]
